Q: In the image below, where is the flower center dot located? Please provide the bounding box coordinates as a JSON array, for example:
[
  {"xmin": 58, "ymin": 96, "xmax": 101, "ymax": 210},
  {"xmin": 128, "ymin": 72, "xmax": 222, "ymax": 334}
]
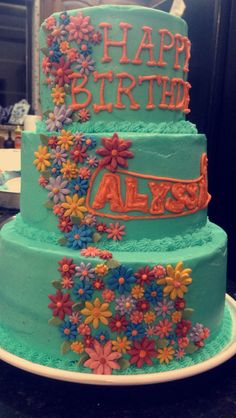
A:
[
  {"xmin": 118, "ymin": 277, "xmax": 125, "ymax": 285},
  {"xmin": 111, "ymin": 149, "xmax": 118, "ymax": 156},
  {"xmin": 139, "ymin": 350, "xmax": 146, "ymax": 359}
]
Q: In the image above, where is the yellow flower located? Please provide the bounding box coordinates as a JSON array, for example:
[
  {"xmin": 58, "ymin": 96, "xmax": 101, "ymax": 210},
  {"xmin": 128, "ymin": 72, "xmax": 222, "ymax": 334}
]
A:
[
  {"xmin": 33, "ymin": 145, "xmax": 51, "ymax": 172},
  {"xmin": 156, "ymin": 346, "xmax": 175, "ymax": 364},
  {"xmin": 57, "ymin": 129, "xmax": 74, "ymax": 150},
  {"xmin": 59, "ymin": 40, "xmax": 69, "ymax": 53},
  {"xmin": 95, "ymin": 264, "xmax": 109, "ymax": 276},
  {"xmin": 157, "ymin": 261, "xmax": 192, "ymax": 300},
  {"xmin": 81, "ymin": 298, "xmax": 112, "ymax": 329},
  {"xmin": 171, "ymin": 311, "xmax": 182, "ymax": 323},
  {"xmin": 60, "ymin": 160, "xmax": 78, "ymax": 179},
  {"xmin": 131, "ymin": 285, "xmax": 144, "ymax": 300},
  {"xmin": 71, "ymin": 341, "xmax": 84, "ymax": 354},
  {"xmin": 61, "ymin": 194, "xmax": 87, "ymax": 218},
  {"xmin": 112, "ymin": 336, "xmax": 132, "ymax": 354},
  {"xmin": 144, "ymin": 311, "xmax": 156, "ymax": 324},
  {"xmin": 51, "ymin": 85, "xmax": 66, "ymax": 105}
]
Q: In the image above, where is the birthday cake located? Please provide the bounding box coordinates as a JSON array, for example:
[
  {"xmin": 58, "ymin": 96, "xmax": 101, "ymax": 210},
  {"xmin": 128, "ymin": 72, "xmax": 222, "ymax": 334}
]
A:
[{"xmin": 0, "ymin": 5, "xmax": 231, "ymax": 376}]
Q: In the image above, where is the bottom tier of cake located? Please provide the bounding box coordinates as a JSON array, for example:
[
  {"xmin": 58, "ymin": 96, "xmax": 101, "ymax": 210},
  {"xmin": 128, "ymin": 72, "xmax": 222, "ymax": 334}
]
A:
[{"xmin": 0, "ymin": 219, "xmax": 229, "ymax": 375}]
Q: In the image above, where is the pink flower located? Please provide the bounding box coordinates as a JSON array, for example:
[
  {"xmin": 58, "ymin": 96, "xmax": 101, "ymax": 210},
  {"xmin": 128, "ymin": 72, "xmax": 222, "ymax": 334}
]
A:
[
  {"xmin": 155, "ymin": 319, "xmax": 173, "ymax": 339},
  {"xmin": 102, "ymin": 289, "xmax": 115, "ymax": 303},
  {"xmin": 66, "ymin": 13, "xmax": 94, "ymax": 44},
  {"xmin": 80, "ymin": 246, "xmax": 101, "ymax": 257},
  {"xmin": 84, "ymin": 340, "xmax": 121, "ymax": 375},
  {"xmin": 48, "ymin": 289, "xmax": 74, "ymax": 319},
  {"xmin": 77, "ymin": 323, "xmax": 91, "ymax": 336},
  {"xmin": 106, "ymin": 223, "xmax": 126, "ymax": 241},
  {"xmin": 96, "ymin": 133, "xmax": 134, "ymax": 172},
  {"xmin": 99, "ymin": 250, "xmax": 113, "ymax": 260},
  {"xmin": 128, "ymin": 338, "xmax": 156, "ymax": 368}
]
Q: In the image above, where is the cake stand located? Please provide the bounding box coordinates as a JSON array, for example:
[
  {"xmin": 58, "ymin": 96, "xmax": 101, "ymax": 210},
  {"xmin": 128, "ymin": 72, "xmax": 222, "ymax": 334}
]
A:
[{"xmin": 0, "ymin": 294, "xmax": 235, "ymax": 386}]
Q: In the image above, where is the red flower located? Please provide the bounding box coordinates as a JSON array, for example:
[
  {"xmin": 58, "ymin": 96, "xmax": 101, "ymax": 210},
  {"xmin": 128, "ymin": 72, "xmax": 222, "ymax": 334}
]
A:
[
  {"xmin": 89, "ymin": 30, "xmax": 102, "ymax": 45},
  {"xmin": 78, "ymin": 167, "xmax": 91, "ymax": 179},
  {"xmin": 80, "ymin": 246, "xmax": 101, "ymax": 257},
  {"xmin": 48, "ymin": 135, "xmax": 58, "ymax": 149},
  {"xmin": 175, "ymin": 298, "xmax": 186, "ymax": 311},
  {"xmin": 38, "ymin": 175, "xmax": 48, "ymax": 187},
  {"xmin": 70, "ymin": 144, "xmax": 88, "ymax": 164},
  {"xmin": 83, "ymin": 335, "xmax": 94, "ymax": 348},
  {"xmin": 96, "ymin": 133, "xmax": 134, "ymax": 172},
  {"xmin": 106, "ymin": 223, "xmax": 125, "ymax": 241},
  {"xmin": 58, "ymin": 257, "xmax": 76, "ymax": 277},
  {"xmin": 51, "ymin": 57, "xmax": 73, "ymax": 87},
  {"xmin": 136, "ymin": 299, "xmax": 150, "ymax": 312},
  {"xmin": 78, "ymin": 108, "xmax": 90, "ymax": 123},
  {"xmin": 92, "ymin": 278, "xmax": 105, "ymax": 290},
  {"xmin": 128, "ymin": 338, "xmax": 156, "ymax": 368},
  {"xmin": 96, "ymin": 222, "xmax": 107, "ymax": 233},
  {"xmin": 99, "ymin": 250, "xmax": 113, "ymax": 260},
  {"xmin": 53, "ymin": 203, "xmax": 64, "ymax": 216},
  {"xmin": 176, "ymin": 320, "xmax": 192, "ymax": 337},
  {"xmin": 109, "ymin": 314, "xmax": 128, "ymax": 333},
  {"xmin": 153, "ymin": 264, "xmax": 166, "ymax": 279},
  {"xmin": 134, "ymin": 266, "xmax": 155, "ymax": 286},
  {"xmin": 48, "ymin": 289, "xmax": 74, "ymax": 319},
  {"xmin": 58, "ymin": 216, "xmax": 73, "ymax": 233}
]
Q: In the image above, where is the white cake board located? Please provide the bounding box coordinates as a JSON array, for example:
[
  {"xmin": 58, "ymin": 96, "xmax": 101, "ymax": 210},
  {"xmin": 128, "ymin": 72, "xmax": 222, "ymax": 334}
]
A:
[{"xmin": 0, "ymin": 294, "xmax": 236, "ymax": 386}]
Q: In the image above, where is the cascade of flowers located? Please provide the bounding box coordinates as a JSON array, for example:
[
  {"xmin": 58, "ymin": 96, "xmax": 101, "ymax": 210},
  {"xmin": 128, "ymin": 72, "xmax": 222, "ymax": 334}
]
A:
[{"xmin": 48, "ymin": 258, "xmax": 210, "ymax": 374}]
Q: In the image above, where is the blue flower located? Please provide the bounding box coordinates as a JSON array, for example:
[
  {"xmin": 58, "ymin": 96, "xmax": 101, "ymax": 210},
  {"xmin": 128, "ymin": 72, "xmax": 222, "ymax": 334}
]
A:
[
  {"xmin": 95, "ymin": 330, "xmax": 110, "ymax": 345},
  {"xmin": 108, "ymin": 266, "xmax": 135, "ymax": 294},
  {"xmin": 59, "ymin": 11, "xmax": 70, "ymax": 25},
  {"xmin": 66, "ymin": 224, "xmax": 93, "ymax": 250},
  {"xmin": 49, "ymin": 42, "xmax": 62, "ymax": 62},
  {"xmin": 60, "ymin": 320, "xmax": 77, "ymax": 341},
  {"xmin": 79, "ymin": 41, "xmax": 93, "ymax": 57},
  {"xmin": 51, "ymin": 163, "xmax": 62, "ymax": 177},
  {"xmin": 82, "ymin": 136, "xmax": 97, "ymax": 150},
  {"xmin": 144, "ymin": 284, "xmax": 163, "ymax": 304},
  {"xmin": 72, "ymin": 281, "xmax": 93, "ymax": 301},
  {"xmin": 69, "ymin": 177, "xmax": 89, "ymax": 197},
  {"xmin": 125, "ymin": 323, "xmax": 145, "ymax": 341}
]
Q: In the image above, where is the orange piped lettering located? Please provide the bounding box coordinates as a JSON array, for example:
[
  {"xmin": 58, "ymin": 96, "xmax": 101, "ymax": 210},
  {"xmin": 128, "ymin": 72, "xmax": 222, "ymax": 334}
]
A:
[
  {"xmin": 92, "ymin": 172, "xmax": 124, "ymax": 212},
  {"xmin": 157, "ymin": 29, "xmax": 175, "ymax": 67},
  {"xmin": 93, "ymin": 71, "xmax": 113, "ymax": 113},
  {"xmin": 125, "ymin": 177, "xmax": 149, "ymax": 212},
  {"xmin": 138, "ymin": 75, "xmax": 159, "ymax": 110},
  {"xmin": 99, "ymin": 22, "xmax": 132, "ymax": 64},
  {"xmin": 115, "ymin": 72, "xmax": 140, "ymax": 110},
  {"xmin": 132, "ymin": 26, "xmax": 156, "ymax": 66},
  {"xmin": 149, "ymin": 182, "xmax": 171, "ymax": 214},
  {"xmin": 69, "ymin": 73, "xmax": 92, "ymax": 110}
]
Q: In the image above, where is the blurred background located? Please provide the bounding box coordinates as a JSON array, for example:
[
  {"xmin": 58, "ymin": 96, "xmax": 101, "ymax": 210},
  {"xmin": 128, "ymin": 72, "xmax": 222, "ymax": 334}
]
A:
[{"xmin": 0, "ymin": 0, "xmax": 235, "ymax": 282}]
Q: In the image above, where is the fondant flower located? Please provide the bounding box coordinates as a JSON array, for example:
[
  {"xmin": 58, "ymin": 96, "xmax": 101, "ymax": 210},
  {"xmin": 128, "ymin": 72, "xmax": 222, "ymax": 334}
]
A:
[
  {"xmin": 60, "ymin": 160, "xmax": 78, "ymax": 179},
  {"xmin": 128, "ymin": 338, "xmax": 156, "ymax": 368},
  {"xmin": 70, "ymin": 144, "xmax": 88, "ymax": 163},
  {"xmin": 112, "ymin": 336, "xmax": 131, "ymax": 354},
  {"xmin": 153, "ymin": 264, "xmax": 166, "ymax": 279},
  {"xmin": 131, "ymin": 285, "xmax": 145, "ymax": 300},
  {"xmin": 42, "ymin": 56, "xmax": 51, "ymax": 74},
  {"xmin": 66, "ymin": 47, "xmax": 79, "ymax": 62},
  {"xmin": 96, "ymin": 133, "xmax": 134, "ymax": 172},
  {"xmin": 175, "ymin": 348, "xmax": 186, "ymax": 360},
  {"xmin": 59, "ymin": 11, "xmax": 70, "ymax": 25},
  {"xmin": 136, "ymin": 299, "xmax": 150, "ymax": 312},
  {"xmin": 33, "ymin": 145, "xmax": 51, "ymax": 172},
  {"xmin": 155, "ymin": 298, "xmax": 175, "ymax": 318},
  {"xmin": 175, "ymin": 320, "xmax": 192, "ymax": 337},
  {"xmin": 171, "ymin": 311, "xmax": 182, "ymax": 323},
  {"xmin": 69, "ymin": 177, "xmax": 88, "ymax": 197},
  {"xmin": 66, "ymin": 224, "xmax": 92, "ymax": 249},
  {"xmin": 78, "ymin": 166, "xmax": 91, "ymax": 179},
  {"xmin": 48, "ymin": 135, "xmax": 58, "ymax": 149},
  {"xmin": 125, "ymin": 323, "xmax": 145, "ymax": 341},
  {"xmin": 38, "ymin": 175, "xmax": 48, "ymax": 187},
  {"xmin": 46, "ymin": 176, "xmax": 70, "ymax": 203},
  {"xmin": 92, "ymin": 278, "xmax": 105, "ymax": 290},
  {"xmin": 115, "ymin": 295, "xmax": 135, "ymax": 315},
  {"xmin": 51, "ymin": 22, "xmax": 67, "ymax": 43},
  {"xmin": 81, "ymin": 297, "xmax": 112, "ymax": 329},
  {"xmin": 96, "ymin": 222, "xmax": 107, "ymax": 233},
  {"xmin": 82, "ymin": 136, "xmax": 96, "ymax": 150},
  {"xmin": 59, "ymin": 40, "xmax": 70, "ymax": 54},
  {"xmin": 157, "ymin": 262, "xmax": 192, "ymax": 300},
  {"xmin": 60, "ymin": 320, "xmax": 77, "ymax": 341},
  {"xmin": 99, "ymin": 250, "xmax": 112, "ymax": 260},
  {"xmin": 102, "ymin": 289, "xmax": 115, "ymax": 303},
  {"xmin": 94, "ymin": 264, "xmax": 109, "ymax": 277},
  {"xmin": 77, "ymin": 323, "xmax": 91, "ymax": 336},
  {"xmin": 66, "ymin": 13, "xmax": 94, "ymax": 44},
  {"xmin": 45, "ymin": 15, "xmax": 56, "ymax": 30},
  {"xmin": 48, "ymin": 289, "xmax": 74, "ymax": 319},
  {"xmin": 61, "ymin": 194, "xmax": 87, "ymax": 218},
  {"xmin": 189, "ymin": 323, "xmax": 210, "ymax": 344},
  {"xmin": 95, "ymin": 330, "xmax": 110, "ymax": 345},
  {"xmin": 51, "ymin": 85, "xmax": 66, "ymax": 105},
  {"xmin": 130, "ymin": 310, "xmax": 144, "ymax": 324},
  {"xmin": 75, "ymin": 262, "xmax": 95, "ymax": 281},
  {"xmin": 106, "ymin": 223, "xmax": 126, "ymax": 241},
  {"xmin": 78, "ymin": 108, "xmax": 90, "ymax": 123},
  {"xmin": 50, "ymin": 146, "xmax": 67, "ymax": 166},
  {"xmin": 89, "ymin": 30, "xmax": 102, "ymax": 45},
  {"xmin": 51, "ymin": 163, "xmax": 62, "ymax": 177},
  {"xmin": 48, "ymin": 42, "xmax": 62, "ymax": 63},
  {"xmin": 108, "ymin": 314, "xmax": 128, "ymax": 333},
  {"xmin": 58, "ymin": 257, "xmax": 76, "ymax": 277},
  {"xmin": 84, "ymin": 340, "xmax": 121, "ymax": 375},
  {"xmin": 72, "ymin": 281, "xmax": 93, "ymax": 301},
  {"xmin": 156, "ymin": 346, "xmax": 175, "ymax": 364},
  {"xmin": 134, "ymin": 266, "xmax": 155, "ymax": 286},
  {"xmin": 155, "ymin": 319, "xmax": 173, "ymax": 339},
  {"xmin": 86, "ymin": 156, "xmax": 99, "ymax": 168},
  {"xmin": 51, "ymin": 57, "xmax": 73, "ymax": 86},
  {"xmin": 80, "ymin": 246, "xmax": 101, "ymax": 257},
  {"xmin": 71, "ymin": 341, "xmax": 84, "ymax": 354},
  {"xmin": 61, "ymin": 276, "xmax": 74, "ymax": 289},
  {"xmin": 144, "ymin": 284, "xmax": 163, "ymax": 304},
  {"xmin": 46, "ymin": 105, "xmax": 73, "ymax": 131},
  {"xmin": 108, "ymin": 266, "xmax": 135, "ymax": 294},
  {"xmin": 57, "ymin": 129, "xmax": 74, "ymax": 150},
  {"xmin": 175, "ymin": 298, "xmax": 186, "ymax": 311},
  {"xmin": 76, "ymin": 54, "xmax": 95, "ymax": 75},
  {"xmin": 82, "ymin": 214, "xmax": 97, "ymax": 227},
  {"xmin": 79, "ymin": 41, "xmax": 93, "ymax": 56},
  {"xmin": 69, "ymin": 312, "xmax": 81, "ymax": 325},
  {"xmin": 143, "ymin": 311, "xmax": 156, "ymax": 324}
]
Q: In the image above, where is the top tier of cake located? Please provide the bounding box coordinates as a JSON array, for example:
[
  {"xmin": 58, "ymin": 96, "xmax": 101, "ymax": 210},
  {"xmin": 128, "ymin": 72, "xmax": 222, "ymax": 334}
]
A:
[{"xmin": 40, "ymin": 5, "xmax": 191, "ymax": 130}]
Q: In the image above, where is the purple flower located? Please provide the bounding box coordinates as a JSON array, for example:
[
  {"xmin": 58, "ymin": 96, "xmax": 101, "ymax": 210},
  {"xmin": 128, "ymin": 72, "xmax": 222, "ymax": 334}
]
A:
[
  {"xmin": 155, "ymin": 299, "xmax": 175, "ymax": 318},
  {"xmin": 86, "ymin": 156, "xmax": 99, "ymax": 168},
  {"xmin": 51, "ymin": 22, "xmax": 67, "ymax": 43},
  {"xmin": 46, "ymin": 105, "xmax": 73, "ymax": 132},
  {"xmin": 189, "ymin": 323, "xmax": 207, "ymax": 343},
  {"xmin": 115, "ymin": 295, "xmax": 135, "ymax": 316},
  {"xmin": 50, "ymin": 146, "xmax": 67, "ymax": 166},
  {"xmin": 82, "ymin": 213, "xmax": 97, "ymax": 227},
  {"xmin": 75, "ymin": 54, "xmax": 95, "ymax": 75},
  {"xmin": 45, "ymin": 176, "xmax": 70, "ymax": 203},
  {"xmin": 75, "ymin": 262, "xmax": 95, "ymax": 281}
]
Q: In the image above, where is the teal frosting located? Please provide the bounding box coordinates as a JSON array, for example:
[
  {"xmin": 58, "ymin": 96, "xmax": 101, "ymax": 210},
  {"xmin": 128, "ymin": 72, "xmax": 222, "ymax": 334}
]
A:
[{"xmin": 36, "ymin": 119, "xmax": 198, "ymax": 134}]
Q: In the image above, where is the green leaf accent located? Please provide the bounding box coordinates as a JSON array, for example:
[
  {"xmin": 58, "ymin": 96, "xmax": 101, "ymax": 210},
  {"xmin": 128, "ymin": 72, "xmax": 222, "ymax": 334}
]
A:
[
  {"xmin": 58, "ymin": 237, "xmax": 68, "ymax": 246},
  {"xmin": 182, "ymin": 309, "xmax": 194, "ymax": 320},
  {"xmin": 77, "ymin": 352, "xmax": 89, "ymax": 366},
  {"xmin": 64, "ymin": 84, "xmax": 71, "ymax": 94},
  {"xmin": 72, "ymin": 113, "xmax": 80, "ymax": 122},
  {"xmin": 93, "ymin": 232, "xmax": 102, "ymax": 243},
  {"xmin": 72, "ymin": 301, "xmax": 84, "ymax": 311},
  {"xmin": 44, "ymin": 200, "xmax": 54, "ymax": 209},
  {"xmin": 71, "ymin": 216, "xmax": 81, "ymax": 225},
  {"xmin": 52, "ymin": 280, "xmax": 62, "ymax": 290},
  {"xmin": 40, "ymin": 47, "xmax": 49, "ymax": 55},
  {"xmin": 185, "ymin": 342, "xmax": 198, "ymax": 354},
  {"xmin": 43, "ymin": 110, "xmax": 52, "ymax": 117},
  {"xmin": 106, "ymin": 259, "xmax": 121, "ymax": 269},
  {"xmin": 40, "ymin": 134, "xmax": 49, "ymax": 145},
  {"xmin": 156, "ymin": 339, "xmax": 168, "ymax": 349},
  {"xmin": 118, "ymin": 358, "xmax": 130, "ymax": 371},
  {"xmin": 48, "ymin": 316, "xmax": 62, "ymax": 326},
  {"xmin": 41, "ymin": 170, "xmax": 51, "ymax": 180},
  {"xmin": 61, "ymin": 341, "xmax": 71, "ymax": 355}
]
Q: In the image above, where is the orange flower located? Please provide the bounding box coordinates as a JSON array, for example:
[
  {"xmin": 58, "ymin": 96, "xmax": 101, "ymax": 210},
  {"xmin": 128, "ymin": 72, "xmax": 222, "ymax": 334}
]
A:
[
  {"xmin": 144, "ymin": 311, "xmax": 156, "ymax": 324},
  {"xmin": 95, "ymin": 264, "xmax": 109, "ymax": 276},
  {"xmin": 33, "ymin": 145, "xmax": 51, "ymax": 172},
  {"xmin": 60, "ymin": 40, "xmax": 70, "ymax": 53},
  {"xmin": 51, "ymin": 85, "xmax": 65, "ymax": 105},
  {"xmin": 157, "ymin": 262, "xmax": 192, "ymax": 300},
  {"xmin": 171, "ymin": 311, "xmax": 182, "ymax": 323},
  {"xmin": 131, "ymin": 285, "xmax": 144, "ymax": 300},
  {"xmin": 156, "ymin": 346, "xmax": 175, "ymax": 364},
  {"xmin": 111, "ymin": 336, "xmax": 132, "ymax": 354},
  {"xmin": 60, "ymin": 160, "xmax": 78, "ymax": 179},
  {"xmin": 81, "ymin": 298, "xmax": 112, "ymax": 329},
  {"xmin": 71, "ymin": 341, "xmax": 84, "ymax": 354},
  {"xmin": 61, "ymin": 195, "xmax": 87, "ymax": 218},
  {"xmin": 57, "ymin": 129, "xmax": 74, "ymax": 150}
]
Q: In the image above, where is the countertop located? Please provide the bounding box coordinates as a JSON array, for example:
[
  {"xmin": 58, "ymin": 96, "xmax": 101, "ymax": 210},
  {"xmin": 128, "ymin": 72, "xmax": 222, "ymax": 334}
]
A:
[{"xmin": 0, "ymin": 208, "xmax": 236, "ymax": 418}]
